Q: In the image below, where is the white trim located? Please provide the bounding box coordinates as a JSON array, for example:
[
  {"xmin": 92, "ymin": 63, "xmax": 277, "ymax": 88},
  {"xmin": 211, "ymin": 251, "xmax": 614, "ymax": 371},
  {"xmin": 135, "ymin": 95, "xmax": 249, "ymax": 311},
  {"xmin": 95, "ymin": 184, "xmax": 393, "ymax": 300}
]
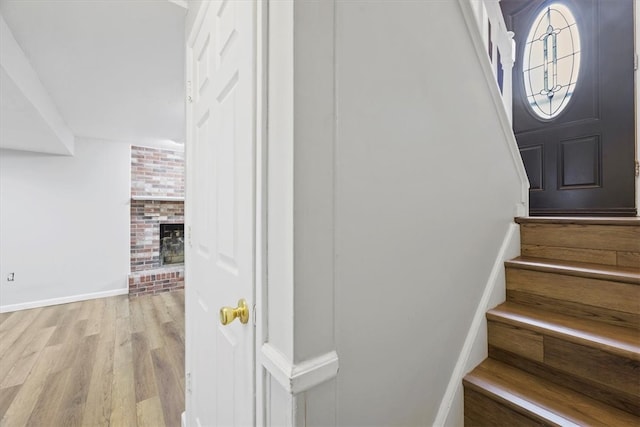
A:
[
  {"xmin": 184, "ymin": 41, "xmax": 195, "ymax": 427},
  {"xmin": 254, "ymin": 0, "xmax": 269, "ymax": 424},
  {"xmin": 261, "ymin": 343, "xmax": 339, "ymax": 395},
  {"xmin": 183, "ymin": 2, "xmax": 210, "ymax": 424},
  {"xmin": 181, "ymin": 411, "xmax": 186, "ymax": 427},
  {"xmin": 0, "ymin": 288, "xmax": 129, "ymax": 313},
  {"xmin": 457, "ymin": 0, "xmax": 530, "ymax": 213},
  {"xmin": 433, "ymin": 223, "xmax": 519, "ymax": 426}
]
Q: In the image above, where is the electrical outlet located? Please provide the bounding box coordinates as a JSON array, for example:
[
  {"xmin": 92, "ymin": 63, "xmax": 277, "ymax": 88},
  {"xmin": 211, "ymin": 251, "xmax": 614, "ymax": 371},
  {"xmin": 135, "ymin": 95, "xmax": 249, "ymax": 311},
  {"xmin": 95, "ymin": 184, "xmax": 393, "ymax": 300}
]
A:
[{"xmin": 7, "ymin": 273, "xmax": 15, "ymax": 282}]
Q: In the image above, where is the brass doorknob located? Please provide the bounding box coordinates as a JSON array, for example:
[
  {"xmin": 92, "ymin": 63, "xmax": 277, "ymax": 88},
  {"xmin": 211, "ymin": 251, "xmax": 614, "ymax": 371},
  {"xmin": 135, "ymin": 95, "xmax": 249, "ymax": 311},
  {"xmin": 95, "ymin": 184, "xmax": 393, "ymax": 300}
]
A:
[{"xmin": 219, "ymin": 299, "xmax": 249, "ymax": 325}]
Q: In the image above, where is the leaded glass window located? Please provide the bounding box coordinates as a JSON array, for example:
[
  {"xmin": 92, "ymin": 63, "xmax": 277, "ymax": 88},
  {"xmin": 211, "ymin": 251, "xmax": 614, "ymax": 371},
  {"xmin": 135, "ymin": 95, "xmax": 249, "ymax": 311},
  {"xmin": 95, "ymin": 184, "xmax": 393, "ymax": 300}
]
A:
[{"xmin": 523, "ymin": 3, "xmax": 581, "ymax": 119}]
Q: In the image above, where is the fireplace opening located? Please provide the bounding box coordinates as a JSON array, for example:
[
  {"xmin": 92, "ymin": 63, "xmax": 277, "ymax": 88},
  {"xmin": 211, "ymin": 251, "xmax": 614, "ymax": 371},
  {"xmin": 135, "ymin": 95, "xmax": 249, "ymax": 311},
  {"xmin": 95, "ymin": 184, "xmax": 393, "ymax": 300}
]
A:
[{"xmin": 160, "ymin": 223, "xmax": 184, "ymax": 266}]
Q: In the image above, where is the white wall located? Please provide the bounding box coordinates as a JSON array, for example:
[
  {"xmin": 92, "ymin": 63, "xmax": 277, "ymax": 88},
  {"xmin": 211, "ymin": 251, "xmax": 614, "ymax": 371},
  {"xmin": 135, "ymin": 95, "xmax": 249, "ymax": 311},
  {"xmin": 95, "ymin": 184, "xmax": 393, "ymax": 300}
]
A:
[
  {"xmin": 333, "ymin": 1, "xmax": 524, "ymax": 425},
  {"xmin": 0, "ymin": 138, "xmax": 131, "ymax": 311}
]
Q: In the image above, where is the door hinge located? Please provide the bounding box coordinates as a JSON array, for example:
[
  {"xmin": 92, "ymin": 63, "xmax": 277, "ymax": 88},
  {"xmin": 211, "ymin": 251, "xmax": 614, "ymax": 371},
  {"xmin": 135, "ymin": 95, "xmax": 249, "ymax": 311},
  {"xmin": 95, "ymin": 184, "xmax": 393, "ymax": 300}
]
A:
[
  {"xmin": 186, "ymin": 80, "xmax": 193, "ymax": 104},
  {"xmin": 635, "ymin": 53, "xmax": 638, "ymax": 71},
  {"xmin": 635, "ymin": 160, "xmax": 639, "ymax": 177},
  {"xmin": 187, "ymin": 225, "xmax": 193, "ymax": 247},
  {"xmin": 187, "ymin": 372, "xmax": 192, "ymax": 394}
]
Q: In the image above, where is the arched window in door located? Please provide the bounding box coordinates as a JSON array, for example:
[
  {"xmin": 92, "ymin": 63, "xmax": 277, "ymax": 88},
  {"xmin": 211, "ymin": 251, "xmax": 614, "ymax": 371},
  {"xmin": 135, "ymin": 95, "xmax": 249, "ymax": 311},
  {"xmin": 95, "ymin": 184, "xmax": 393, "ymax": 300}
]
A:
[{"xmin": 523, "ymin": 3, "xmax": 581, "ymax": 119}]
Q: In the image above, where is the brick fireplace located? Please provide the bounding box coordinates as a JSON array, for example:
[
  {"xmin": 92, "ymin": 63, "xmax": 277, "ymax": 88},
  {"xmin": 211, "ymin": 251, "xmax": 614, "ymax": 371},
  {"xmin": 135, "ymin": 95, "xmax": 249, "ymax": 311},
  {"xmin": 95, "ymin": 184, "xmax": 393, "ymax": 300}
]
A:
[{"xmin": 129, "ymin": 146, "xmax": 185, "ymax": 296}]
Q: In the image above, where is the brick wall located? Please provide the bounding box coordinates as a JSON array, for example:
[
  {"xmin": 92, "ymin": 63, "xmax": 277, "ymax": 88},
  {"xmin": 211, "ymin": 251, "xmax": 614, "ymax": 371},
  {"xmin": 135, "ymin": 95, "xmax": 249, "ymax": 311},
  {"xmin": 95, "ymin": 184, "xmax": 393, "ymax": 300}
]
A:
[
  {"xmin": 128, "ymin": 267, "xmax": 184, "ymax": 296},
  {"xmin": 129, "ymin": 146, "xmax": 185, "ymax": 296},
  {"xmin": 131, "ymin": 146, "xmax": 185, "ymax": 198}
]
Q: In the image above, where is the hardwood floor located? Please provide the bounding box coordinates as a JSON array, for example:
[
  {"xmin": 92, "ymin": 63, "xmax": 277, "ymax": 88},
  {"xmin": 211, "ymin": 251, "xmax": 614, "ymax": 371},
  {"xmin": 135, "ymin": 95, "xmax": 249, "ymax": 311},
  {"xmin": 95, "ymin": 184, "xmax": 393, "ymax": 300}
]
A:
[{"xmin": 0, "ymin": 290, "xmax": 185, "ymax": 427}]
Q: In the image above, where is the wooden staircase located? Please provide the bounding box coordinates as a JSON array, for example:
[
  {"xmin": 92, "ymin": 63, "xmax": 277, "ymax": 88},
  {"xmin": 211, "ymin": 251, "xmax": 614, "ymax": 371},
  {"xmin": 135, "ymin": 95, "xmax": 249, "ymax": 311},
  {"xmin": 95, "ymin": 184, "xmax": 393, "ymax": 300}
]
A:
[{"xmin": 464, "ymin": 217, "xmax": 640, "ymax": 426}]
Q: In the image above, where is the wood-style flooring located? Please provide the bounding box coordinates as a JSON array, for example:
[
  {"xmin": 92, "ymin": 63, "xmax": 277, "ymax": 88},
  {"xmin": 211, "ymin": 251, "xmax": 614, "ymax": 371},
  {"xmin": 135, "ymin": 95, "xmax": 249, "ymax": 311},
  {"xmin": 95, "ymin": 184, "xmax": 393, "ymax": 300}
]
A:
[{"xmin": 0, "ymin": 290, "xmax": 185, "ymax": 427}]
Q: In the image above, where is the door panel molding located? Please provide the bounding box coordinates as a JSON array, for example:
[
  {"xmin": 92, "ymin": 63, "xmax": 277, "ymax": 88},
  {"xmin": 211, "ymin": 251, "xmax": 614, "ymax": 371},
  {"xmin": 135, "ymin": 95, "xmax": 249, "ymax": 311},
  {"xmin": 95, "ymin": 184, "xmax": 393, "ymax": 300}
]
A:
[{"xmin": 558, "ymin": 135, "xmax": 602, "ymax": 189}]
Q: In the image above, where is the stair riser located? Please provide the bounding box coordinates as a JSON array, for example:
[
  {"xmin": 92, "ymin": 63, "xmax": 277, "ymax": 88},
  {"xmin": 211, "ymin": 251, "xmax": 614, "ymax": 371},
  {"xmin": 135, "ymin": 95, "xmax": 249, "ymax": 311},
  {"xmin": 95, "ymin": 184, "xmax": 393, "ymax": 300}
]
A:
[
  {"xmin": 506, "ymin": 268, "xmax": 640, "ymax": 329},
  {"xmin": 488, "ymin": 347, "xmax": 640, "ymax": 417},
  {"xmin": 488, "ymin": 321, "xmax": 640, "ymax": 415},
  {"xmin": 521, "ymin": 244, "xmax": 640, "ymax": 268},
  {"xmin": 463, "ymin": 387, "xmax": 548, "ymax": 427},
  {"xmin": 520, "ymin": 223, "xmax": 640, "ymax": 256}
]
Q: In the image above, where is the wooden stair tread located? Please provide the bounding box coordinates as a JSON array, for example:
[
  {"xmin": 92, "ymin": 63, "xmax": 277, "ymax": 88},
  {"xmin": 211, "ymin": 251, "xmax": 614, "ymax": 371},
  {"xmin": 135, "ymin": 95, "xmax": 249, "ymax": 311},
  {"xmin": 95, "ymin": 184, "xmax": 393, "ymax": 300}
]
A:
[
  {"xmin": 488, "ymin": 302, "xmax": 640, "ymax": 359},
  {"xmin": 515, "ymin": 217, "xmax": 640, "ymax": 226},
  {"xmin": 464, "ymin": 359, "xmax": 640, "ymax": 426},
  {"xmin": 506, "ymin": 256, "xmax": 640, "ymax": 284}
]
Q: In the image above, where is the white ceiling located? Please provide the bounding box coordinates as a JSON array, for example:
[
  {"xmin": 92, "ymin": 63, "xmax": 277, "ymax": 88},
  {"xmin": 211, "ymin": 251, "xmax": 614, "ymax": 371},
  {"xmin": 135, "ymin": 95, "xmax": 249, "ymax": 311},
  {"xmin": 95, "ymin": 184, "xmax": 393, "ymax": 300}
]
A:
[
  {"xmin": 0, "ymin": 0, "xmax": 187, "ymax": 149},
  {"xmin": 0, "ymin": 67, "xmax": 70, "ymax": 154}
]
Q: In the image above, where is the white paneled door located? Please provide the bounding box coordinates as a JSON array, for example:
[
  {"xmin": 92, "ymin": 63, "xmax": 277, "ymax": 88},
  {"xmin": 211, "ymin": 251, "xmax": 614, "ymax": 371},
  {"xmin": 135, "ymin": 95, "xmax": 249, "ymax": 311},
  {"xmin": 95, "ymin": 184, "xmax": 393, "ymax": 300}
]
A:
[{"xmin": 186, "ymin": 1, "xmax": 256, "ymax": 426}]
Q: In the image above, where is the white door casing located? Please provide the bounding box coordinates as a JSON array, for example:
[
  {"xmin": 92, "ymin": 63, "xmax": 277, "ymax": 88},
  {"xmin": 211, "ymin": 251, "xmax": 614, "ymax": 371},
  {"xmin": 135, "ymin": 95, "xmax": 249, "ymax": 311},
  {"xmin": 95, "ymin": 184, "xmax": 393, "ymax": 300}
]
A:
[{"xmin": 185, "ymin": 1, "xmax": 256, "ymax": 426}]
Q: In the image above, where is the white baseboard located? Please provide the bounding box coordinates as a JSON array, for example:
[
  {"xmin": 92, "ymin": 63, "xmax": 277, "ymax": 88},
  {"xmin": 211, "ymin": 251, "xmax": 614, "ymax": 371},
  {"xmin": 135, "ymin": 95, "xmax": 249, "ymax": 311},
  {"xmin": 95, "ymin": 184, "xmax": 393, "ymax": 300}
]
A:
[
  {"xmin": 0, "ymin": 288, "xmax": 129, "ymax": 313},
  {"xmin": 433, "ymin": 222, "xmax": 520, "ymax": 427}
]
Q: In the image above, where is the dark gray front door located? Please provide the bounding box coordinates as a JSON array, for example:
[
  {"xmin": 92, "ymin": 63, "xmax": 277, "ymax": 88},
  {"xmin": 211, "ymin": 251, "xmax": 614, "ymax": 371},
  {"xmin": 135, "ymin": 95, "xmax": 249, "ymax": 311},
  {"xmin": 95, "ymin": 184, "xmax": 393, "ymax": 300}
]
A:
[{"xmin": 501, "ymin": 0, "xmax": 636, "ymax": 216}]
